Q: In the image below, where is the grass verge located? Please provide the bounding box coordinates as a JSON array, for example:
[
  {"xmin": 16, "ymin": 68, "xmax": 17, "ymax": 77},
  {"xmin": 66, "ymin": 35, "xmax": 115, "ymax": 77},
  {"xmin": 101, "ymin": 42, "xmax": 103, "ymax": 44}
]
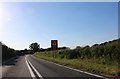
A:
[{"xmin": 33, "ymin": 52, "xmax": 119, "ymax": 77}]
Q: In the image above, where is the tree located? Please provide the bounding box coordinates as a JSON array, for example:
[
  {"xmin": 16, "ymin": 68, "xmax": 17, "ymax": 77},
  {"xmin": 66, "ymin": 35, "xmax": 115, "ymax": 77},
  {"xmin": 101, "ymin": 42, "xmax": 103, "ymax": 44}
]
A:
[
  {"xmin": 2, "ymin": 43, "xmax": 16, "ymax": 59},
  {"xmin": 82, "ymin": 45, "xmax": 91, "ymax": 59},
  {"xmin": 29, "ymin": 42, "xmax": 40, "ymax": 53}
]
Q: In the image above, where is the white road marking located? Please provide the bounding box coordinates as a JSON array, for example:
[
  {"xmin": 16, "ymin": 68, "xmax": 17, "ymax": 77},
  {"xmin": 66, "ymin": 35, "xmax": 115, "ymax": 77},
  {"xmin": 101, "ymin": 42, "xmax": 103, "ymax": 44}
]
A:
[
  {"xmin": 55, "ymin": 63, "xmax": 108, "ymax": 79},
  {"xmin": 31, "ymin": 55, "xmax": 108, "ymax": 79},
  {"xmin": 27, "ymin": 58, "xmax": 43, "ymax": 78},
  {"xmin": 26, "ymin": 55, "xmax": 43, "ymax": 79},
  {"xmin": 25, "ymin": 56, "xmax": 36, "ymax": 78}
]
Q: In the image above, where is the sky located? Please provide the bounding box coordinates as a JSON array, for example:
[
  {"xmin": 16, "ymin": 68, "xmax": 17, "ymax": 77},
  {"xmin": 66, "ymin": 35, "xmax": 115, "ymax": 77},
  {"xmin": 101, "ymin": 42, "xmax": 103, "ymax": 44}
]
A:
[{"xmin": 0, "ymin": 2, "xmax": 118, "ymax": 50}]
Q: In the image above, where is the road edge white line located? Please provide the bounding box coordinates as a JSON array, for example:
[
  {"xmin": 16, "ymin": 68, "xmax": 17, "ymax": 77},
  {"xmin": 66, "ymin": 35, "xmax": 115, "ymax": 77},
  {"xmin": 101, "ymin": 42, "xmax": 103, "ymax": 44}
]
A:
[
  {"xmin": 31, "ymin": 55, "xmax": 108, "ymax": 79},
  {"xmin": 27, "ymin": 56, "xmax": 43, "ymax": 79},
  {"xmin": 25, "ymin": 55, "xmax": 36, "ymax": 78},
  {"xmin": 55, "ymin": 63, "xmax": 108, "ymax": 79},
  {"xmin": 48, "ymin": 60, "xmax": 108, "ymax": 79}
]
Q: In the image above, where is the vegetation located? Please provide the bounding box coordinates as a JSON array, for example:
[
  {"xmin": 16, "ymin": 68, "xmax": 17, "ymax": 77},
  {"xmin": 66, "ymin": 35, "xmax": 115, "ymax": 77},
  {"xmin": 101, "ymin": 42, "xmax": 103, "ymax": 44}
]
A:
[
  {"xmin": 2, "ymin": 44, "xmax": 16, "ymax": 60},
  {"xmin": 33, "ymin": 39, "xmax": 120, "ymax": 76},
  {"xmin": 29, "ymin": 42, "xmax": 40, "ymax": 53},
  {"xmin": 2, "ymin": 38, "xmax": 120, "ymax": 76},
  {"xmin": 2, "ymin": 42, "xmax": 40, "ymax": 61}
]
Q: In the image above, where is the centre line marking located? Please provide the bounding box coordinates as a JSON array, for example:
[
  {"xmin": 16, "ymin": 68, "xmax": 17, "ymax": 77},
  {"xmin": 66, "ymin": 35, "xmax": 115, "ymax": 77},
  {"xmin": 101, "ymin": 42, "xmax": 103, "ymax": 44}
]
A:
[
  {"xmin": 26, "ymin": 55, "xmax": 43, "ymax": 79},
  {"xmin": 25, "ymin": 56, "xmax": 35, "ymax": 78}
]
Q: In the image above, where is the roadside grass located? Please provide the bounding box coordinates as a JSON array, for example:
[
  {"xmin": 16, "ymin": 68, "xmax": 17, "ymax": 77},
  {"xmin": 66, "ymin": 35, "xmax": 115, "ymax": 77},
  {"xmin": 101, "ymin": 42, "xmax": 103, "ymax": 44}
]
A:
[{"xmin": 33, "ymin": 52, "xmax": 119, "ymax": 77}]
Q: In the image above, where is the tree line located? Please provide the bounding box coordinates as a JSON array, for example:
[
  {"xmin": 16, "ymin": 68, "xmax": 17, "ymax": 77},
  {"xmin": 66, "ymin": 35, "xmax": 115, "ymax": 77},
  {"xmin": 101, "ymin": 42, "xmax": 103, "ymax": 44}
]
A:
[
  {"xmin": 2, "ymin": 38, "xmax": 120, "ymax": 65},
  {"xmin": 2, "ymin": 44, "xmax": 16, "ymax": 60},
  {"xmin": 1, "ymin": 41, "xmax": 69, "ymax": 60},
  {"xmin": 2, "ymin": 42, "xmax": 41, "ymax": 60},
  {"xmin": 58, "ymin": 39, "xmax": 120, "ymax": 60},
  {"xmin": 39, "ymin": 38, "xmax": 120, "ymax": 65}
]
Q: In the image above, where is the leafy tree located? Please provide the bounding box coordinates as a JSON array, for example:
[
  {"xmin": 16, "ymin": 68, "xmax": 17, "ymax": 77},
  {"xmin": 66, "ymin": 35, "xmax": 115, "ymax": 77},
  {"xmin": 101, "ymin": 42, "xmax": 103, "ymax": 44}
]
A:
[
  {"xmin": 82, "ymin": 45, "xmax": 91, "ymax": 59},
  {"xmin": 29, "ymin": 42, "xmax": 40, "ymax": 53}
]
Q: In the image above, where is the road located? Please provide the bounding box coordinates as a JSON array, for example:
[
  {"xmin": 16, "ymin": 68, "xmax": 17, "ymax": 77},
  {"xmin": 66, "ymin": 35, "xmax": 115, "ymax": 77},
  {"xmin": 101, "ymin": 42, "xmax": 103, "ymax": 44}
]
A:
[{"xmin": 2, "ymin": 55, "xmax": 108, "ymax": 79}]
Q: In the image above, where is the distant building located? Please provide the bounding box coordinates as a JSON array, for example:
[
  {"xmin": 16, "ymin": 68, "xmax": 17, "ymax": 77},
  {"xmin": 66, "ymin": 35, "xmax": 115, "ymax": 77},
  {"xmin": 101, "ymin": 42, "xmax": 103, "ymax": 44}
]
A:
[{"xmin": 51, "ymin": 40, "xmax": 58, "ymax": 50}]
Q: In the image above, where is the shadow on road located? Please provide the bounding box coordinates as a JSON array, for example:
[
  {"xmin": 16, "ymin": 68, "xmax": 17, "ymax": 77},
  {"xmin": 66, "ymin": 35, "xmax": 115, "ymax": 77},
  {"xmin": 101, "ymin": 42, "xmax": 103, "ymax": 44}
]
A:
[{"xmin": 2, "ymin": 56, "xmax": 20, "ymax": 66}]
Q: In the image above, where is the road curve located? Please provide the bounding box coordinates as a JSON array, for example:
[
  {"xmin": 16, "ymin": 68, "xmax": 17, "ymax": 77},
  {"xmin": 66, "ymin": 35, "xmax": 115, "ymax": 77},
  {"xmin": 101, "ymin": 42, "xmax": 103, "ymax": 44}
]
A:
[
  {"xmin": 2, "ymin": 55, "xmax": 107, "ymax": 79},
  {"xmin": 27, "ymin": 55, "xmax": 106, "ymax": 79}
]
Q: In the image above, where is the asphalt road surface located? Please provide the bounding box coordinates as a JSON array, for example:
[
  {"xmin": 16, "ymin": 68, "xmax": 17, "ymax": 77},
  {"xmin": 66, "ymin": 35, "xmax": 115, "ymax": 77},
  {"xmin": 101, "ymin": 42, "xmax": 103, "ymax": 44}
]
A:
[{"xmin": 2, "ymin": 55, "xmax": 108, "ymax": 79}]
